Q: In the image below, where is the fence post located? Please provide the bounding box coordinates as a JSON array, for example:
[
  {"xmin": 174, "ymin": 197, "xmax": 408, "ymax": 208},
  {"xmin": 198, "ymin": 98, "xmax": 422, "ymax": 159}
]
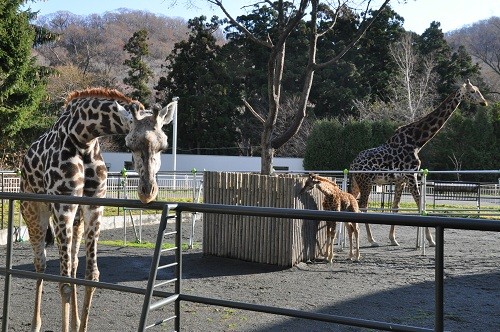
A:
[
  {"xmin": 342, "ymin": 169, "xmax": 348, "ymax": 192},
  {"xmin": 2, "ymin": 199, "xmax": 15, "ymax": 332}
]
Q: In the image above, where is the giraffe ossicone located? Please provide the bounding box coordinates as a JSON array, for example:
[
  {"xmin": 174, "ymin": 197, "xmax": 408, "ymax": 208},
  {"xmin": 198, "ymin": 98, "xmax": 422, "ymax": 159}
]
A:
[
  {"xmin": 20, "ymin": 88, "xmax": 175, "ymax": 332},
  {"xmin": 349, "ymin": 80, "xmax": 487, "ymax": 247}
]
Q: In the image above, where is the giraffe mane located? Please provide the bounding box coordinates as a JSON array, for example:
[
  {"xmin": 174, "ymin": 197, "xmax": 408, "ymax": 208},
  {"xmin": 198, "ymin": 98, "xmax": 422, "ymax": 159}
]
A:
[
  {"xmin": 64, "ymin": 87, "xmax": 145, "ymax": 109},
  {"xmin": 311, "ymin": 174, "xmax": 336, "ymax": 185}
]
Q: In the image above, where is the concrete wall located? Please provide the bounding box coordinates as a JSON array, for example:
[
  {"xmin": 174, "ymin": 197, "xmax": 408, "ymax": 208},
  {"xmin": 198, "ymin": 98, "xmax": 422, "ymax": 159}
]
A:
[{"xmin": 102, "ymin": 152, "xmax": 304, "ymax": 173}]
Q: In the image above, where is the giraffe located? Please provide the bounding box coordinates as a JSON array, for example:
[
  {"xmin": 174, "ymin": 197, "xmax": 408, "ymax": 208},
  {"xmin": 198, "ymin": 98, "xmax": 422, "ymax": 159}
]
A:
[
  {"xmin": 349, "ymin": 80, "xmax": 487, "ymax": 247},
  {"xmin": 299, "ymin": 173, "xmax": 360, "ymax": 262},
  {"xmin": 20, "ymin": 88, "xmax": 175, "ymax": 332}
]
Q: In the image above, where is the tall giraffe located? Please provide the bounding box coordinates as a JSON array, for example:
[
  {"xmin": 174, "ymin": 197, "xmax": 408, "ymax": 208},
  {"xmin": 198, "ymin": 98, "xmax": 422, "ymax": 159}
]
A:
[
  {"xmin": 299, "ymin": 173, "xmax": 360, "ymax": 262},
  {"xmin": 20, "ymin": 88, "xmax": 175, "ymax": 332},
  {"xmin": 349, "ymin": 80, "xmax": 487, "ymax": 247}
]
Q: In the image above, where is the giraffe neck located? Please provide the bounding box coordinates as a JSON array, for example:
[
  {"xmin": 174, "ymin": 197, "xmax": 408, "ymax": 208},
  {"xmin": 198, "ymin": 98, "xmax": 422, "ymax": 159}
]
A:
[
  {"xmin": 65, "ymin": 97, "xmax": 130, "ymax": 149},
  {"xmin": 387, "ymin": 86, "xmax": 465, "ymax": 150},
  {"xmin": 315, "ymin": 177, "xmax": 340, "ymax": 197}
]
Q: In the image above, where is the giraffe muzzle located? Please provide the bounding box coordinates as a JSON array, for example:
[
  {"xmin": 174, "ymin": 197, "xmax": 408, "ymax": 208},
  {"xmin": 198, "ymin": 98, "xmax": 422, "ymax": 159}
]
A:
[{"xmin": 138, "ymin": 182, "xmax": 159, "ymax": 204}]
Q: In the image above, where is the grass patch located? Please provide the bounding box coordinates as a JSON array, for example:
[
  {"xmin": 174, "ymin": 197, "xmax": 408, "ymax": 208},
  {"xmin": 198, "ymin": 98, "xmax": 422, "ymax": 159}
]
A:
[{"xmin": 99, "ymin": 239, "xmax": 201, "ymax": 250}]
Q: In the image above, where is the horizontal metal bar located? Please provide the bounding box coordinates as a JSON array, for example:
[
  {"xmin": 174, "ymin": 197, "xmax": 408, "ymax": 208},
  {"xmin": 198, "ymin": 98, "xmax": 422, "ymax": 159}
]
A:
[
  {"xmin": 154, "ymin": 278, "xmax": 177, "ymax": 288},
  {"xmin": 178, "ymin": 294, "xmax": 431, "ymax": 332},
  {"xmin": 176, "ymin": 203, "xmax": 500, "ymax": 232},
  {"xmin": 0, "ymin": 192, "xmax": 176, "ymax": 211},
  {"xmin": 0, "ymin": 268, "xmax": 172, "ymax": 298},
  {"xmin": 149, "ymin": 294, "xmax": 179, "ymax": 311},
  {"xmin": 157, "ymin": 262, "xmax": 178, "ymax": 270},
  {"xmin": 145, "ymin": 315, "xmax": 176, "ymax": 329},
  {"xmin": 1, "ymin": 192, "xmax": 497, "ymax": 232},
  {"xmin": 161, "ymin": 247, "xmax": 178, "ymax": 253},
  {"xmin": 164, "ymin": 231, "xmax": 177, "ymax": 236}
]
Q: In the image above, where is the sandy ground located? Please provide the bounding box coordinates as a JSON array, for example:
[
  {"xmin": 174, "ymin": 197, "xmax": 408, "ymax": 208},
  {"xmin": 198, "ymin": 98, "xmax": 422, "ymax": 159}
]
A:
[{"xmin": 0, "ymin": 213, "xmax": 499, "ymax": 332}]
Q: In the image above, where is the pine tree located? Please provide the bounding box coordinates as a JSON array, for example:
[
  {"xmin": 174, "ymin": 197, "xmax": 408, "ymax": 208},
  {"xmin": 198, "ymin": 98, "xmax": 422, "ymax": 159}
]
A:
[
  {"xmin": 123, "ymin": 29, "xmax": 153, "ymax": 106},
  {"xmin": 0, "ymin": 0, "xmax": 50, "ymax": 168}
]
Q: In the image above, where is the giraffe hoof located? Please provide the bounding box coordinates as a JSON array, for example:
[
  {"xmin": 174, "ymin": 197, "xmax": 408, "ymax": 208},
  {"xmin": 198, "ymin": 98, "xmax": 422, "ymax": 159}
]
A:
[
  {"xmin": 428, "ymin": 241, "xmax": 436, "ymax": 247},
  {"xmin": 370, "ymin": 241, "xmax": 380, "ymax": 247},
  {"xmin": 390, "ymin": 240, "xmax": 400, "ymax": 246}
]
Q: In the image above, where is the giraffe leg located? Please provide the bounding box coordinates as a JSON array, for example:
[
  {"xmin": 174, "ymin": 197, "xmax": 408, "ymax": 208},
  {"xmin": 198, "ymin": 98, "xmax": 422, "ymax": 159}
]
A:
[
  {"xmin": 31, "ymin": 240, "xmax": 47, "ymax": 332},
  {"xmin": 353, "ymin": 223, "xmax": 361, "ymax": 261},
  {"xmin": 326, "ymin": 222, "xmax": 337, "ymax": 263},
  {"xmin": 52, "ymin": 203, "xmax": 79, "ymax": 332},
  {"xmin": 78, "ymin": 205, "xmax": 102, "ymax": 332},
  {"xmin": 346, "ymin": 223, "xmax": 354, "ymax": 260},
  {"xmin": 425, "ymin": 227, "xmax": 435, "ymax": 247},
  {"xmin": 22, "ymin": 201, "xmax": 49, "ymax": 332},
  {"xmin": 389, "ymin": 183, "xmax": 405, "ymax": 246},
  {"xmin": 359, "ymin": 185, "xmax": 379, "ymax": 246},
  {"xmin": 71, "ymin": 209, "xmax": 84, "ymax": 331}
]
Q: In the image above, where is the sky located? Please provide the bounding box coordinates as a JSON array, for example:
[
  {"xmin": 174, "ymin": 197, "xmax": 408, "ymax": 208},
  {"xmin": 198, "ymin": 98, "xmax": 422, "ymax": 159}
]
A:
[{"xmin": 24, "ymin": 0, "xmax": 499, "ymax": 34}]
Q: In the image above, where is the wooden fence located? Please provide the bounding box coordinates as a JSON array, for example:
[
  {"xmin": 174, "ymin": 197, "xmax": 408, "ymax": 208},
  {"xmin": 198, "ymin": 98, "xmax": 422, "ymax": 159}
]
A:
[{"xmin": 203, "ymin": 171, "xmax": 334, "ymax": 266}]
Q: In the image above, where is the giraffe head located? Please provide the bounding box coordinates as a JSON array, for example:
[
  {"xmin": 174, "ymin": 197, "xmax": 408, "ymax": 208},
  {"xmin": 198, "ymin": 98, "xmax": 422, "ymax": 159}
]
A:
[
  {"xmin": 299, "ymin": 173, "xmax": 321, "ymax": 195},
  {"xmin": 116, "ymin": 101, "xmax": 175, "ymax": 203},
  {"xmin": 462, "ymin": 80, "xmax": 488, "ymax": 107}
]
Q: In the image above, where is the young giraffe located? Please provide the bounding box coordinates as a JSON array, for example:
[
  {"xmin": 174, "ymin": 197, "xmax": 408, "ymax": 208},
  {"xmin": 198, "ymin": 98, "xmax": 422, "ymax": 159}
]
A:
[
  {"xmin": 300, "ymin": 173, "xmax": 360, "ymax": 262},
  {"xmin": 350, "ymin": 80, "xmax": 487, "ymax": 247},
  {"xmin": 20, "ymin": 88, "xmax": 175, "ymax": 332}
]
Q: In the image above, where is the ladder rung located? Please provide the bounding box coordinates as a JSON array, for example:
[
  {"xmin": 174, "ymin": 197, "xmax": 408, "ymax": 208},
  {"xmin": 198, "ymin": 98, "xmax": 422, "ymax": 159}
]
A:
[
  {"xmin": 149, "ymin": 294, "xmax": 180, "ymax": 311},
  {"xmin": 157, "ymin": 262, "xmax": 178, "ymax": 270},
  {"xmin": 154, "ymin": 278, "xmax": 177, "ymax": 288},
  {"xmin": 145, "ymin": 315, "xmax": 176, "ymax": 329},
  {"xmin": 161, "ymin": 247, "xmax": 177, "ymax": 253}
]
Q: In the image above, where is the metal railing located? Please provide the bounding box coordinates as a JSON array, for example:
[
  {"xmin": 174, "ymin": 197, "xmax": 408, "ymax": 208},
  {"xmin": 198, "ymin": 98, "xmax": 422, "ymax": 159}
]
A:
[
  {"xmin": 303, "ymin": 169, "xmax": 500, "ymax": 217},
  {"xmin": 1, "ymin": 192, "xmax": 499, "ymax": 331},
  {"xmin": 0, "ymin": 171, "xmax": 203, "ymax": 228}
]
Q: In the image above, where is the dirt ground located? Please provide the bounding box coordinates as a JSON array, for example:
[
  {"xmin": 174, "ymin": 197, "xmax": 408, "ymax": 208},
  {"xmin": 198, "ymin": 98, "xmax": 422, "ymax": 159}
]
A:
[{"xmin": 1, "ymin": 213, "xmax": 499, "ymax": 332}]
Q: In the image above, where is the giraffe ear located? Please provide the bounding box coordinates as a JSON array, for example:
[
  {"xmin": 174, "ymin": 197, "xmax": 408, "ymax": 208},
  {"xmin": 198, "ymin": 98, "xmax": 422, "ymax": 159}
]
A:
[
  {"xmin": 115, "ymin": 102, "xmax": 133, "ymax": 127},
  {"xmin": 129, "ymin": 103, "xmax": 142, "ymax": 120},
  {"xmin": 158, "ymin": 101, "xmax": 176, "ymax": 126}
]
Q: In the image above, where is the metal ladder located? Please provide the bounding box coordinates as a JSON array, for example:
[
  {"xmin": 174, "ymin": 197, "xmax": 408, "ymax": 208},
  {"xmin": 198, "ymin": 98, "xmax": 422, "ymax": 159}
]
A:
[{"xmin": 138, "ymin": 204, "xmax": 181, "ymax": 331}]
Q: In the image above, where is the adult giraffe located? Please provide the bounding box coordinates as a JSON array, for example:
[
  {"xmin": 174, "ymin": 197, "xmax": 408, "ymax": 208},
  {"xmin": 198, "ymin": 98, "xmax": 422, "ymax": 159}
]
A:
[
  {"xmin": 20, "ymin": 88, "xmax": 175, "ymax": 332},
  {"xmin": 349, "ymin": 80, "xmax": 487, "ymax": 246}
]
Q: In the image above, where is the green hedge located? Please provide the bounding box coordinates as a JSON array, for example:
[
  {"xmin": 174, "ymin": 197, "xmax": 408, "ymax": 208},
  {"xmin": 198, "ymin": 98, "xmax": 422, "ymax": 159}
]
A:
[{"xmin": 304, "ymin": 105, "xmax": 500, "ymax": 182}]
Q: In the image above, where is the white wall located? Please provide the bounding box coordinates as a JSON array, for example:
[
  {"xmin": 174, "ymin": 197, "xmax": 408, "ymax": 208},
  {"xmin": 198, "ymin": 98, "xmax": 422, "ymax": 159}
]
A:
[{"xmin": 102, "ymin": 152, "xmax": 304, "ymax": 173}]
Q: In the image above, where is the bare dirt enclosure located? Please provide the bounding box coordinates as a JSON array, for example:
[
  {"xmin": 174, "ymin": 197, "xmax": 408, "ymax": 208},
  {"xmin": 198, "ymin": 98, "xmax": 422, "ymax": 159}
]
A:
[{"xmin": 1, "ymin": 215, "xmax": 499, "ymax": 332}]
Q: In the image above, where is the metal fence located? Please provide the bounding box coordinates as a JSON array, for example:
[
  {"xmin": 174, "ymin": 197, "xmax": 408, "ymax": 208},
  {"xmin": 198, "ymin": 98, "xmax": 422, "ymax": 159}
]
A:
[
  {"xmin": 1, "ymin": 192, "xmax": 499, "ymax": 331},
  {"xmin": 1, "ymin": 170, "xmax": 498, "ymax": 229},
  {"xmin": 296, "ymin": 169, "xmax": 500, "ymax": 217},
  {"xmin": 0, "ymin": 171, "xmax": 203, "ymax": 229}
]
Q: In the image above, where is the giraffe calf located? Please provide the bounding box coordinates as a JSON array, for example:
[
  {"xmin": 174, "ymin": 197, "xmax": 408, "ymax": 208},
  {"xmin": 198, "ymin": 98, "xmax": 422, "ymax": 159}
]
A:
[{"xmin": 300, "ymin": 173, "xmax": 361, "ymax": 262}]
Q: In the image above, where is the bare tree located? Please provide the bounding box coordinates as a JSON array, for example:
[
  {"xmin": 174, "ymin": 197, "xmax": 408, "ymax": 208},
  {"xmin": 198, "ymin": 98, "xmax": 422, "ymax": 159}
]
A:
[
  {"xmin": 356, "ymin": 31, "xmax": 438, "ymax": 123},
  {"xmin": 448, "ymin": 153, "xmax": 464, "ymax": 181},
  {"xmin": 447, "ymin": 17, "xmax": 500, "ymax": 98},
  {"xmin": 205, "ymin": 0, "xmax": 390, "ymax": 174}
]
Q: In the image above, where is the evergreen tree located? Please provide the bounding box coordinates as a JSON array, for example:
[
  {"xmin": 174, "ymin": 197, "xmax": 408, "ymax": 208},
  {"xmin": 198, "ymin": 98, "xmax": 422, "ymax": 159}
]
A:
[
  {"xmin": 0, "ymin": 0, "xmax": 50, "ymax": 168},
  {"xmin": 157, "ymin": 16, "xmax": 241, "ymax": 155},
  {"xmin": 123, "ymin": 29, "xmax": 153, "ymax": 106},
  {"xmin": 418, "ymin": 22, "xmax": 481, "ymax": 98}
]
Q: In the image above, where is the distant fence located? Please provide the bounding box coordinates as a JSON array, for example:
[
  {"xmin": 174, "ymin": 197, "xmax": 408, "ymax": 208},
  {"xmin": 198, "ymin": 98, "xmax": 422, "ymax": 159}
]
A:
[{"xmin": 0, "ymin": 171, "xmax": 203, "ymax": 229}]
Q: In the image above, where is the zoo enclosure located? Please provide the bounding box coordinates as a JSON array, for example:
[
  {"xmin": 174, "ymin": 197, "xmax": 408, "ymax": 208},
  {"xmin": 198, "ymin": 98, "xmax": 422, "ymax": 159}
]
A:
[
  {"xmin": 0, "ymin": 170, "xmax": 498, "ymax": 230},
  {"xmin": 1, "ymin": 192, "xmax": 499, "ymax": 332}
]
